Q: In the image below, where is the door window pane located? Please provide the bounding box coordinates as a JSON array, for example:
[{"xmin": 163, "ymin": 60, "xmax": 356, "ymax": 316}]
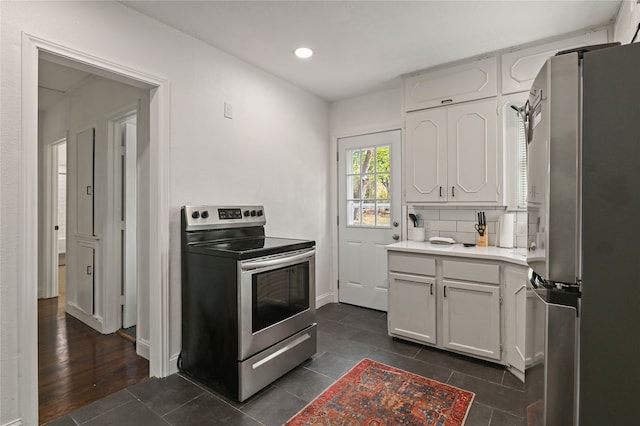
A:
[
  {"xmin": 347, "ymin": 200, "xmax": 362, "ymax": 225},
  {"xmin": 376, "ymin": 200, "xmax": 391, "ymax": 226},
  {"xmin": 376, "ymin": 146, "xmax": 390, "ymax": 172},
  {"xmin": 346, "ymin": 145, "xmax": 392, "ymax": 227},
  {"xmin": 362, "ymin": 174, "xmax": 375, "ymax": 200}
]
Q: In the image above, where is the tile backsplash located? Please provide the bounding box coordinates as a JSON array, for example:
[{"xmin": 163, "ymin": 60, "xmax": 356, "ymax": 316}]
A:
[{"xmin": 407, "ymin": 205, "xmax": 527, "ymax": 248}]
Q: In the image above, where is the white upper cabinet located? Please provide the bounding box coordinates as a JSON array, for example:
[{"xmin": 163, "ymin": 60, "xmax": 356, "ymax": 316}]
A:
[
  {"xmin": 404, "ymin": 56, "xmax": 498, "ymax": 112},
  {"xmin": 501, "ymin": 29, "xmax": 608, "ymax": 94},
  {"xmin": 405, "ymin": 108, "xmax": 447, "ymax": 202},
  {"xmin": 447, "ymin": 100, "xmax": 498, "ymax": 203},
  {"xmin": 405, "ymin": 99, "xmax": 499, "ymax": 204}
]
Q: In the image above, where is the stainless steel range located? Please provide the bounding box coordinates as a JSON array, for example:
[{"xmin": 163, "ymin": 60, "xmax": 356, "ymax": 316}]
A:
[{"xmin": 178, "ymin": 205, "xmax": 317, "ymax": 401}]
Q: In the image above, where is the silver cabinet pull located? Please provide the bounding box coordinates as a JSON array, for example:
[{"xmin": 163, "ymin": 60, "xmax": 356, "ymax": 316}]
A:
[
  {"xmin": 430, "ymin": 283, "xmax": 433, "ymax": 295},
  {"xmin": 392, "ymin": 234, "xmax": 400, "ymax": 241},
  {"xmin": 86, "ymin": 185, "xmax": 92, "ymax": 195},
  {"xmin": 439, "ymin": 186, "xmax": 443, "ymax": 197},
  {"xmin": 451, "ymin": 186, "xmax": 456, "ymax": 197},
  {"xmin": 441, "ymin": 99, "xmax": 453, "ymax": 104},
  {"xmin": 86, "ymin": 266, "xmax": 92, "ymax": 276},
  {"xmin": 444, "ymin": 285, "xmax": 447, "ymax": 297},
  {"xmin": 393, "ymin": 221, "xmax": 399, "ymax": 227}
]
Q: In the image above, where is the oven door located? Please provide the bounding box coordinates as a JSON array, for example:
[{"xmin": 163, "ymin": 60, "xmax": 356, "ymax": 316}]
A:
[{"xmin": 238, "ymin": 248, "xmax": 316, "ymax": 360}]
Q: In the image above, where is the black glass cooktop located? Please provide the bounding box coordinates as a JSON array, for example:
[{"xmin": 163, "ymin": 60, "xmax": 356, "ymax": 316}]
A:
[{"xmin": 190, "ymin": 236, "xmax": 314, "ymax": 259}]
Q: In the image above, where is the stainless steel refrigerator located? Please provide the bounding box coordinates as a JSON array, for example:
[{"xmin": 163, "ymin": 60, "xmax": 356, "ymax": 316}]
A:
[{"xmin": 524, "ymin": 41, "xmax": 640, "ymax": 426}]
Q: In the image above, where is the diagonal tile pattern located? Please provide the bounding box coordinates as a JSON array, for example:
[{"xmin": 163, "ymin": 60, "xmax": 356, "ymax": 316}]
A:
[{"xmin": 46, "ymin": 303, "xmax": 526, "ymax": 426}]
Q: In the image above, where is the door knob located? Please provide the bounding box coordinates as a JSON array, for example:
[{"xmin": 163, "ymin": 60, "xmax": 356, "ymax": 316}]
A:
[
  {"xmin": 393, "ymin": 221, "xmax": 399, "ymax": 227},
  {"xmin": 392, "ymin": 234, "xmax": 400, "ymax": 241}
]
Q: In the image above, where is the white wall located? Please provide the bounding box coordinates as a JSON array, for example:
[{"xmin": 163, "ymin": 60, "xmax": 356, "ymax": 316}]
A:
[
  {"xmin": 0, "ymin": 1, "xmax": 329, "ymax": 424},
  {"xmin": 614, "ymin": 0, "xmax": 640, "ymax": 43},
  {"xmin": 329, "ymin": 87, "xmax": 402, "ymax": 136}
]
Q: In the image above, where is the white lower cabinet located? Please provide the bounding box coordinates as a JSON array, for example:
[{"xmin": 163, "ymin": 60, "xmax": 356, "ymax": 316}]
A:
[
  {"xmin": 388, "ymin": 250, "xmax": 505, "ymax": 364},
  {"xmin": 388, "ymin": 272, "xmax": 437, "ymax": 344},
  {"xmin": 441, "ymin": 279, "xmax": 501, "ymax": 360},
  {"xmin": 504, "ymin": 266, "xmax": 528, "ymax": 380}
]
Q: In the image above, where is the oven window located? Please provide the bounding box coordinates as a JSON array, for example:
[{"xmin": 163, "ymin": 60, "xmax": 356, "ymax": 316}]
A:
[{"xmin": 252, "ymin": 262, "xmax": 310, "ymax": 333}]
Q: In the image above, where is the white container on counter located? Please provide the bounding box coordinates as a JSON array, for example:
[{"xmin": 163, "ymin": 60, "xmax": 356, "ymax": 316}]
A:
[
  {"xmin": 411, "ymin": 227, "xmax": 426, "ymax": 242},
  {"xmin": 498, "ymin": 214, "xmax": 515, "ymax": 248}
]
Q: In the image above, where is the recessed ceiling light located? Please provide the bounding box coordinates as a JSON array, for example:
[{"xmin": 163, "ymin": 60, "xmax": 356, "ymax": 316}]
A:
[{"xmin": 294, "ymin": 47, "xmax": 314, "ymax": 59}]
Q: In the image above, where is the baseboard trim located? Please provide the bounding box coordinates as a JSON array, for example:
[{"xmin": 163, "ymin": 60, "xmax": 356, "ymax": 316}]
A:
[
  {"xmin": 2, "ymin": 418, "xmax": 23, "ymax": 426},
  {"xmin": 137, "ymin": 338, "xmax": 150, "ymax": 360},
  {"xmin": 316, "ymin": 291, "xmax": 334, "ymax": 309},
  {"xmin": 65, "ymin": 303, "xmax": 105, "ymax": 333},
  {"xmin": 169, "ymin": 353, "xmax": 180, "ymax": 375}
]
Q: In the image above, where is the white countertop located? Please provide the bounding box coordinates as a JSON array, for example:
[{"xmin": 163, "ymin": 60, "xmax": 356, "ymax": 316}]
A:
[{"xmin": 385, "ymin": 241, "xmax": 528, "ymax": 267}]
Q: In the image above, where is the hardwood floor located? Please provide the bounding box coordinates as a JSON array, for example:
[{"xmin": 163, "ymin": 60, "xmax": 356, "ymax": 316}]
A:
[{"xmin": 38, "ymin": 275, "xmax": 149, "ymax": 424}]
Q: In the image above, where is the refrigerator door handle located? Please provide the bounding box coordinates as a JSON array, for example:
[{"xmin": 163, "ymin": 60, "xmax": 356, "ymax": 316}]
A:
[{"xmin": 528, "ymin": 268, "xmax": 545, "ymax": 289}]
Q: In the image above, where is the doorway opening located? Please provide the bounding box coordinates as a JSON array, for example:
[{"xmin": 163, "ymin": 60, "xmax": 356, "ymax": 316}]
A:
[
  {"xmin": 37, "ymin": 54, "xmax": 151, "ymax": 424},
  {"xmin": 337, "ymin": 129, "xmax": 402, "ymax": 311},
  {"xmin": 21, "ymin": 34, "xmax": 170, "ymax": 425}
]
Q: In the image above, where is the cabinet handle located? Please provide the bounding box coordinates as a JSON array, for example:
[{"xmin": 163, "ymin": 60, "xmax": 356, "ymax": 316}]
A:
[
  {"xmin": 86, "ymin": 185, "xmax": 92, "ymax": 195},
  {"xmin": 86, "ymin": 266, "xmax": 92, "ymax": 276},
  {"xmin": 451, "ymin": 186, "xmax": 456, "ymax": 197},
  {"xmin": 439, "ymin": 186, "xmax": 443, "ymax": 197},
  {"xmin": 430, "ymin": 283, "xmax": 433, "ymax": 295},
  {"xmin": 441, "ymin": 99, "xmax": 453, "ymax": 104},
  {"xmin": 444, "ymin": 285, "xmax": 447, "ymax": 297}
]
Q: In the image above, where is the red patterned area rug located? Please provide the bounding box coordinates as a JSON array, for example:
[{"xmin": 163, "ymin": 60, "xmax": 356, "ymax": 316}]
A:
[{"xmin": 285, "ymin": 358, "xmax": 475, "ymax": 426}]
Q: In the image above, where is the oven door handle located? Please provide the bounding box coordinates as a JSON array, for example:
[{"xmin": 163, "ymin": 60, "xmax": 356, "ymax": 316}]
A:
[{"xmin": 240, "ymin": 249, "xmax": 315, "ymax": 271}]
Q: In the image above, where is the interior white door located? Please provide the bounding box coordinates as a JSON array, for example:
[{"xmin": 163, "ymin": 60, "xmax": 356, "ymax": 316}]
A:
[
  {"xmin": 338, "ymin": 129, "xmax": 401, "ymax": 311},
  {"xmin": 122, "ymin": 122, "xmax": 137, "ymax": 328}
]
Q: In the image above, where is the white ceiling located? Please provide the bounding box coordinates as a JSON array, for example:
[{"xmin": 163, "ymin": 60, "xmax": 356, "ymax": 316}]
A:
[
  {"xmin": 119, "ymin": 0, "xmax": 623, "ymax": 102},
  {"xmin": 38, "ymin": 59, "xmax": 92, "ymax": 111}
]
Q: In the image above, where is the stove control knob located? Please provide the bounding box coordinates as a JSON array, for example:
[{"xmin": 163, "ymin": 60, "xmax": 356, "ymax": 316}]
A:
[
  {"xmin": 243, "ymin": 210, "xmax": 250, "ymax": 217},
  {"xmin": 250, "ymin": 210, "xmax": 257, "ymax": 217},
  {"xmin": 191, "ymin": 211, "xmax": 200, "ymax": 219},
  {"xmin": 257, "ymin": 210, "xmax": 263, "ymax": 217},
  {"xmin": 201, "ymin": 211, "xmax": 209, "ymax": 219}
]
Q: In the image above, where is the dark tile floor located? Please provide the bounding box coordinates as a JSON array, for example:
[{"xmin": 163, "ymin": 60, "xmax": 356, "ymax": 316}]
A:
[{"xmin": 45, "ymin": 303, "xmax": 525, "ymax": 426}]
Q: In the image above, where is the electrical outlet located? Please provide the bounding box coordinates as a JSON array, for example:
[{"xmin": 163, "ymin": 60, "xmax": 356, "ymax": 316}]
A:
[
  {"xmin": 516, "ymin": 223, "xmax": 527, "ymax": 237},
  {"xmin": 224, "ymin": 102, "xmax": 233, "ymax": 119}
]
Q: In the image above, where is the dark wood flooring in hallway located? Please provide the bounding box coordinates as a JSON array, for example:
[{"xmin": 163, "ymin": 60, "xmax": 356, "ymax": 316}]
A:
[{"xmin": 38, "ymin": 295, "xmax": 149, "ymax": 424}]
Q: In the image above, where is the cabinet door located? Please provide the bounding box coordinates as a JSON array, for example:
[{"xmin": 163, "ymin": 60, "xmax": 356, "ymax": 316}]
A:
[
  {"xmin": 76, "ymin": 243, "xmax": 95, "ymax": 316},
  {"xmin": 404, "ymin": 56, "xmax": 497, "ymax": 112},
  {"xmin": 504, "ymin": 266, "xmax": 527, "ymax": 375},
  {"xmin": 388, "ymin": 272, "xmax": 437, "ymax": 344},
  {"xmin": 76, "ymin": 127, "xmax": 95, "ymax": 236},
  {"xmin": 447, "ymin": 99, "xmax": 498, "ymax": 203},
  {"xmin": 405, "ymin": 108, "xmax": 448, "ymax": 202},
  {"xmin": 441, "ymin": 279, "xmax": 501, "ymax": 360},
  {"xmin": 501, "ymin": 29, "xmax": 607, "ymax": 95}
]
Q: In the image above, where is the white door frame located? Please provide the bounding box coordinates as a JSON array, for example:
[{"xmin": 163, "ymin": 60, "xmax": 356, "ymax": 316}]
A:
[
  {"xmin": 108, "ymin": 110, "xmax": 138, "ymax": 331},
  {"xmin": 20, "ymin": 33, "xmax": 171, "ymax": 425},
  {"xmin": 101, "ymin": 106, "xmax": 138, "ymax": 335},
  {"xmin": 329, "ymin": 123, "xmax": 403, "ymax": 306}
]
